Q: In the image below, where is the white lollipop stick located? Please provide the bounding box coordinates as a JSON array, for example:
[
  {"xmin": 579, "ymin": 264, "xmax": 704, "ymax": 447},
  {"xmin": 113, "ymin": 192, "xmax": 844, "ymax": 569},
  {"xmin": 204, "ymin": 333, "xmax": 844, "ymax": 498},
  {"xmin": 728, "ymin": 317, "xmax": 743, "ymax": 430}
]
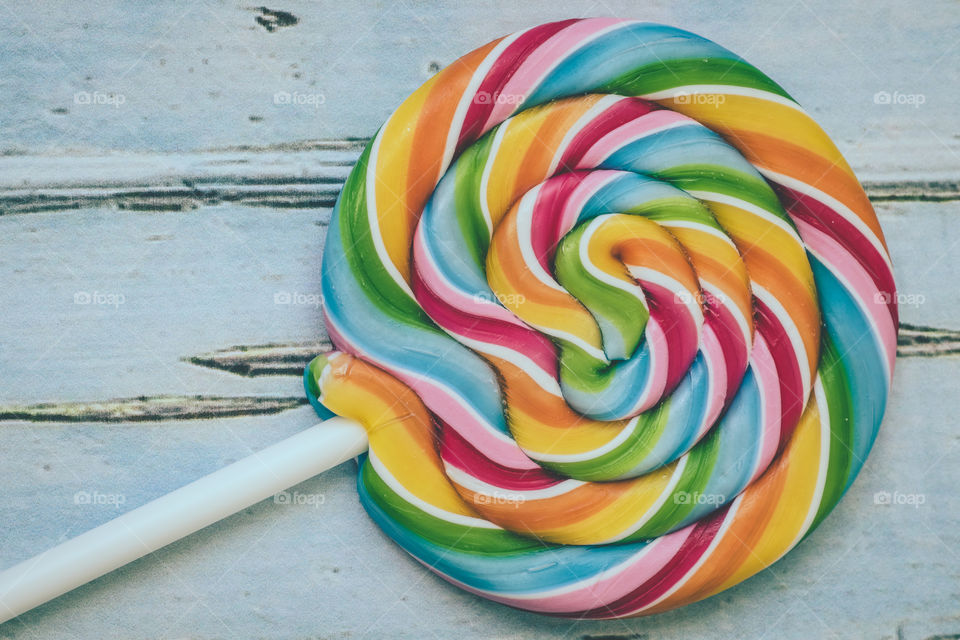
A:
[{"xmin": 0, "ymin": 416, "xmax": 368, "ymax": 624}]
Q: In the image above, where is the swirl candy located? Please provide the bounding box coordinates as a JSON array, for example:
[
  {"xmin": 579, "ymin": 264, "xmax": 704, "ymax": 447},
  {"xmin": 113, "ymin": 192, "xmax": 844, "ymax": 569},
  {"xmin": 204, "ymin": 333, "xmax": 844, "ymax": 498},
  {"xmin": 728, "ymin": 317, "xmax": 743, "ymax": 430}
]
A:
[{"xmin": 306, "ymin": 18, "xmax": 897, "ymax": 617}]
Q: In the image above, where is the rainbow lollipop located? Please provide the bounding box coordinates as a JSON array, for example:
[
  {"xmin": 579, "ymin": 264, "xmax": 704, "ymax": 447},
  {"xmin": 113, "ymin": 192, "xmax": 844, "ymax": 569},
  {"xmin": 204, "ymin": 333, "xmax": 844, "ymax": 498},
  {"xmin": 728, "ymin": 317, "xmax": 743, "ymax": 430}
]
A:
[{"xmin": 0, "ymin": 18, "xmax": 896, "ymax": 622}]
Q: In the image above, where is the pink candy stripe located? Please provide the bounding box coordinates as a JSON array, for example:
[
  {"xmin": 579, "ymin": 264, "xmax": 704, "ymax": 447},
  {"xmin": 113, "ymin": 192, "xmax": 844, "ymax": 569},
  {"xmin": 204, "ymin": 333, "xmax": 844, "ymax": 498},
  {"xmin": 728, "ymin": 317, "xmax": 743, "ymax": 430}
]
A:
[
  {"xmin": 557, "ymin": 98, "xmax": 657, "ymax": 170},
  {"xmin": 704, "ymin": 294, "xmax": 751, "ymax": 402},
  {"xmin": 575, "ymin": 110, "xmax": 693, "ymax": 169},
  {"xmin": 794, "ymin": 218, "xmax": 897, "ymax": 379},
  {"xmin": 479, "ymin": 17, "xmax": 629, "ymax": 133},
  {"xmin": 457, "ymin": 20, "xmax": 577, "ymax": 149},
  {"xmin": 327, "ymin": 312, "xmax": 539, "ymax": 471},
  {"xmin": 778, "ymin": 186, "xmax": 898, "ymax": 329},
  {"xmin": 634, "ymin": 316, "xmax": 669, "ymax": 413},
  {"xmin": 642, "ymin": 281, "xmax": 700, "ymax": 394},
  {"xmin": 697, "ymin": 325, "xmax": 727, "ymax": 438},
  {"xmin": 440, "ymin": 424, "xmax": 565, "ymax": 490},
  {"xmin": 528, "ymin": 171, "xmax": 623, "ymax": 271},
  {"xmin": 747, "ymin": 334, "xmax": 783, "ymax": 480},
  {"xmin": 412, "ymin": 226, "xmax": 558, "ymax": 375},
  {"xmin": 752, "ymin": 298, "xmax": 807, "ymax": 435},
  {"xmin": 575, "ymin": 505, "xmax": 731, "ymax": 617}
]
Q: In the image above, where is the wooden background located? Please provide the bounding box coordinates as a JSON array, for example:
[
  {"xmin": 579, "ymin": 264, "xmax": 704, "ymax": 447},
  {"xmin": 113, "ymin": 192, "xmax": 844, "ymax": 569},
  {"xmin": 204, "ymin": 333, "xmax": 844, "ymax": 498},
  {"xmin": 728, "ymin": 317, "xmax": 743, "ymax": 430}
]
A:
[{"xmin": 1, "ymin": 1, "xmax": 958, "ymax": 638}]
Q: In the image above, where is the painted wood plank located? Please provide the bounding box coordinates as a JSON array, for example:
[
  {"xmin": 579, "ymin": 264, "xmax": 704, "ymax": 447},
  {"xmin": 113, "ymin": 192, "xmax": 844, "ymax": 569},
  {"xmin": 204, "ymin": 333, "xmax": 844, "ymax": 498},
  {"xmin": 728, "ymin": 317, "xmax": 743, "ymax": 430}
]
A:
[
  {"xmin": 1, "ymin": 1, "xmax": 957, "ymax": 635},
  {"xmin": 898, "ymin": 324, "xmax": 960, "ymax": 357},
  {"xmin": 0, "ymin": 147, "xmax": 957, "ymax": 216},
  {"xmin": 3, "ymin": 325, "xmax": 950, "ymax": 427},
  {"xmin": 0, "ymin": 197, "xmax": 952, "ymax": 624},
  {"xmin": 0, "ymin": 396, "xmax": 307, "ymax": 423},
  {"xmin": 2, "ymin": 1, "xmax": 957, "ymax": 182},
  {"xmin": 174, "ymin": 321, "xmax": 960, "ymax": 381},
  {"xmin": 0, "ymin": 205, "xmax": 329, "ymax": 406}
]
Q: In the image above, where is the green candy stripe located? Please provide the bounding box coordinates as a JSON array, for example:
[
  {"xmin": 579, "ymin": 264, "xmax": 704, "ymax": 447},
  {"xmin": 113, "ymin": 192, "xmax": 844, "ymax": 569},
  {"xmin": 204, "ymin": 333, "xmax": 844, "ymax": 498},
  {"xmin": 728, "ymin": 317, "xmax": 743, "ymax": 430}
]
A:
[
  {"xmin": 453, "ymin": 132, "xmax": 497, "ymax": 272},
  {"xmin": 809, "ymin": 334, "xmax": 855, "ymax": 531},
  {"xmin": 360, "ymin": 460, "xmax": 535, "ymax": 555},
  {"xmin": 654, "ymin": 164, "xmax": 790, "ymax": 222},
  {"xmin": 554, "ymin": 220, "xmax": 651, "ymax": 360},
  {"xmin": 622, "ymin": 422, "xmax": 724, "ymax": 540},
  {"xmin": 551, "ymin": 397, "xmax": 673, "ymax": 481},
  {"xmin": 602, "ymin": 57, "xmax": 793, "ymax": 102},
  {"xmin": 338, "ymin": 141, "xmax": 426, "ymax": 322}
]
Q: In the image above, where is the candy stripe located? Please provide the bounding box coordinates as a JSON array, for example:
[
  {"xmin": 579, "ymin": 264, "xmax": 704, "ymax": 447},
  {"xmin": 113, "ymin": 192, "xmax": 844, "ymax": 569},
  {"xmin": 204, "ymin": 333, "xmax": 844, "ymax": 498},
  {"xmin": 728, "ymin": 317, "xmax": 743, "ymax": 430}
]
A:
[{"xmin": 308, "ymin": 19, "xmax": 896, "ymax": 618}]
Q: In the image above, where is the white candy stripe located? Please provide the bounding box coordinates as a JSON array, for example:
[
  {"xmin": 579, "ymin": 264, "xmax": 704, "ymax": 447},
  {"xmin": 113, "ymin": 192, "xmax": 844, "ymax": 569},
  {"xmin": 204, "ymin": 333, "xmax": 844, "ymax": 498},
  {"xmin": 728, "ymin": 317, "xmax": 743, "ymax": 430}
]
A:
[
  {"xmin": 526, "ymin": 415, "xmax": 639, "ymax": 463},
  {"xmin": 642, "ymin": 84, "xmax": 806, "ymax": 113},
  {"xmin": 752, "ymin": 283, "xmax": 814, "ymax": 400},
  {"xmin": 597, "ymin": 455, "xmax": 689, "ymax": 544},
  {"xmin": 365, "ymin": 127, "xmax": 416, "ymax": 299},
  {"xmin": 686, "ymin": 190, "xmax": 806, "ymax": 247},
  {"xmin": 515, "ymin": 185, "xmax": 565, "ymax": 292},
  {"xmin": 758, "ymin": 168, "xmax": 894, "ymax": 276},
  {"xmin": 580, "ymin": 214, "xmax": 651, "ymax": 303},
  {"xmin": 444, "ymin": 30, "xmax": 527, "ymax": 169},
  {"xmin": 547, "ymin": 94, "xmax": 629, "ymax": 174},
  {"xmin": 369, "ymin": 450, "xmax": 502, "ymax": 529},
  {"xmin": 638, "ymin": 496, "xmax": 743, "ymax": 615},
  {"xmin": 444, "ymin": 462, "xmax": 585, "ymax": 500},
  {"xmin": 789, "ymin": 377, "xmax": 832, "ymax": 548}
]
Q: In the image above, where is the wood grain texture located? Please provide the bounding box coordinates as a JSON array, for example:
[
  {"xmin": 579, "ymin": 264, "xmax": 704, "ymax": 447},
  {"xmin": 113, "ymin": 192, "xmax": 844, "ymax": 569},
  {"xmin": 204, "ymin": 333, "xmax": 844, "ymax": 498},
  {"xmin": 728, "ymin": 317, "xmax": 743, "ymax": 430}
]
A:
[
  {"xmin": 1, "ymin": 201, "xmax": 956, "ymax": 640},
  {"xmin": 897, "ymin": 324, "xmax": 960, "ymax": 357},
  {"xmin": 1, "ymin": 2, "xmax": 957, "ymax": 639},
  {"xmin": 1, "ymin": 147, "xmax": 957, "ymax": 216},
  {"xmin": 0, "ymin": 396, "xmax": 307, "ymax": 423},
  {"xmin": 2, "ymin": 1, "xmax": 958, "ymax": 181},
  {"xmin": 186, "ymin": 341, "xmax": 331, "ymax": 378}
]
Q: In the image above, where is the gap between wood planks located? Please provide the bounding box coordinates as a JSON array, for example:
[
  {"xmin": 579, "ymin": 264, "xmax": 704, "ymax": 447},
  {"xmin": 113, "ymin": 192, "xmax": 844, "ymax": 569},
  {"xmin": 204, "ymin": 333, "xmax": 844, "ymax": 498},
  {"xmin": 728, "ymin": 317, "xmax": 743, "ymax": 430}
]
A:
[
  {"xmin": 0, "ymin": 142, "xmax": 957, "ymax": 215},
  {"xmin": 0, "ymin": 396, "xmax": 308, "ymax": 423},
  {"xmin": 0, "ymin": 324, "xmax": 955, "ymax": 423}
]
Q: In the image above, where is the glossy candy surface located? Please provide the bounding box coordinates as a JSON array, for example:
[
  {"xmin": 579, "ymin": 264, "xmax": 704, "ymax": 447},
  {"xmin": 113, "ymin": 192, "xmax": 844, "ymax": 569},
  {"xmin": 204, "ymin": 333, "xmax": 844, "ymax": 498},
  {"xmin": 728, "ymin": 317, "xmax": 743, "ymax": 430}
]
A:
[{"xmin": 305, "ymin": 18, "xmax": 897, "ymax": 618}]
